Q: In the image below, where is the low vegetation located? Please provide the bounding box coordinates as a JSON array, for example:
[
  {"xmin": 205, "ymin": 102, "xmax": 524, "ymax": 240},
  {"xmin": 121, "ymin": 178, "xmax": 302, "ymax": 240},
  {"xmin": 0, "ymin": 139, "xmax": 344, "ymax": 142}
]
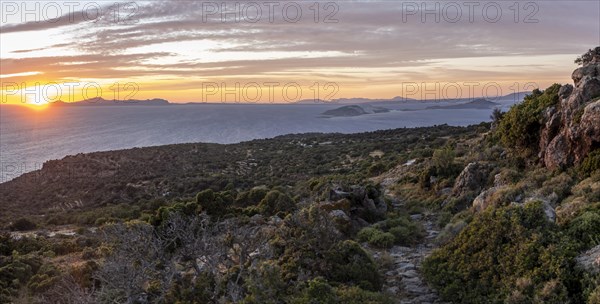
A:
[{"xmin": 2, "ymin": 56, "xmax": 600, "ymax": 302}]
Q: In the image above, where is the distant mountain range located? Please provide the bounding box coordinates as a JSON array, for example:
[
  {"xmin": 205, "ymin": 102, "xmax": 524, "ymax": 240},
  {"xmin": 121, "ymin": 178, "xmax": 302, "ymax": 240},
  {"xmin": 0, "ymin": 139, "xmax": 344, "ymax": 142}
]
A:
[
  {"xmin": 43, "ymin": 91, "xmax": 530, "ymax": 106},
  {"xmin": 297, "ymin": 92, "xmax": 530, "ymax": 105},
  {"xmin": 296, "ymin": 96, "xmax": 416, "ymax": 104},
  {"xmin": 50, "ymin": 97, "xmax": 170, "ymax": 106},
  {"xmin": 426, "ymin": 98, "xmax": 499, "ymax": 110}
]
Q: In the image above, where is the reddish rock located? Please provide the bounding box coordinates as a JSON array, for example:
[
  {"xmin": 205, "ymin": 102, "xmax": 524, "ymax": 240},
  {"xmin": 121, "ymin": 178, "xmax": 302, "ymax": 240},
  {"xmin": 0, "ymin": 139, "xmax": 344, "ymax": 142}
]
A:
[{"xmin": 540, "ymin": 47, "xmax": 600, "ymax": 169}]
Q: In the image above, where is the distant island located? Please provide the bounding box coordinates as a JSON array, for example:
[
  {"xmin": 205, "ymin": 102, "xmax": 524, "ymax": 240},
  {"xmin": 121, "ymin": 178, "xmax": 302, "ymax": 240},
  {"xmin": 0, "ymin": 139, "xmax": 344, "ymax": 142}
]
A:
[{"xmin": 321, "ymin": 104, "xmax": 390, "ymax": 117}]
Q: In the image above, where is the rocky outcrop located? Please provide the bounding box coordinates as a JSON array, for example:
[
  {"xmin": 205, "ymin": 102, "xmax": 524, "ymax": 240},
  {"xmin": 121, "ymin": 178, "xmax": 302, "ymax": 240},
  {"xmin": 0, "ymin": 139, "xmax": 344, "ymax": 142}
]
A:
[
  {"xmin": 471, "ymin": 173, "xmax": 510, "ymax": 212},
  {"xmin": 577, "ymin": 244, "xmax": 600, "ymax": 274},
  {"xmin": 472, "ymin": 187, "xmax": 500, "ymax": 212},
  {"xmin": 323, "ymin": 184, "xmax": 388, "ymax": 231},
  {"xmin": 540, "ymin": 47, "xmax": 600, "ymax": 169},
  {"xmin": 451, "ymin": 162, "xmax": 491, "ymax": 197}
]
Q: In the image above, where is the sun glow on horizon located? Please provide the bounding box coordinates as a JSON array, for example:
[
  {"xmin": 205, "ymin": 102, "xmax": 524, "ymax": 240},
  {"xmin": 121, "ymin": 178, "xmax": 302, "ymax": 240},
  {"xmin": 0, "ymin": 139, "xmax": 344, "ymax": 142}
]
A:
[{"xmin": 0, "ymin": 1, "xmax": 598, "ymax": 104}]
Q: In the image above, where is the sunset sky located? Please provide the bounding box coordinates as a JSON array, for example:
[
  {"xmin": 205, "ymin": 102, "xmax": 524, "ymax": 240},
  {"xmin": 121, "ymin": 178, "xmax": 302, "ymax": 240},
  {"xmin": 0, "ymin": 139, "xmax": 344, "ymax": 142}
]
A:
[{"xmin": 1, "ymin": 0, "xmax": 599, "ymax": 104}]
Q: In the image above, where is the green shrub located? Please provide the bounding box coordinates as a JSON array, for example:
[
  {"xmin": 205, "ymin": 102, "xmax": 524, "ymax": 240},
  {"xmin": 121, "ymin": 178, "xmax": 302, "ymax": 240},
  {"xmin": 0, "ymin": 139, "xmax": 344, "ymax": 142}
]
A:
[
  {"xmin": 236, "ymin": 188, "xmax": 268, "ymax": 207},
  {"xmin": 357, "ymin": 227, "xmax": 379, "ymax": 243},
  {"xmin": 358, "ymin": 226, "xmax": 403, "ymax": 248},
  {"xmin": 335, "ymin": 286, "xmax": 393, "ymax": 304},
  {"xmin": 368, "ymin": 163, "xmax": 387, "ymax": 176},
  {"xmin": 567, "ymin": 211, "xmax": 600, "ymax": 250},
  {"xmin": 196, "ymin": 189, "xmax": 231, "ymax": 216},
  {"xmin": 0, "ymin": 253, "xmax": 44, "ymax": 300},
  {"xmin": 534, "ymin": 279, "xmax": 570, "ymax": 304},
  {"xmin": 540, "ymin": 173, "xmax": 574, "ymax": 201},
  {"xmin": 27, "ymin": 263, "xmax": 60, "ymax": 293},
  {"xmin": 9, "ymin": 217, "xmax": 37, "ymax": 231},
  {"xmin": 258, "ymin": 190, "xmax": 295, "ymax": 216},
  {"xmin": 243, "ymin": 261, "xmax": 286, "ymax": 304},
  {"xmin": 47, "ymin": 239, "xmax": 80, "ymax": 256},
  {"xmin": 496, "ymin": 84, "xmax": 561, "ymax": 158},
  {"xmin": 588, "ymin": 284, "xmax": 600, "ymax": 304},
  {"xmin": 432, "ymin": 146, "xmax": 458, "ymax": 177},
  {"xmin": 166, "ymin": 271, "xmax": 216, "ymax": 303},
  {"xmin": 389, "ymin": 227, "xmax": 414, "ymax": 245},
  {"xmin": 325, "ymin": 240, "xmax": 382, "ymax": 291},
  {"xmin": 373, "ymin": 216, "xmax": 425, "ymax": 246},
  {"xmin": 368, "ymin": 232, "xmax": 395, "ymax": 248},
  {"xmin": 291, "ymin": 278, "xmax": 338, "ymax": 304},
  {"xmin": 423, "ymin": 201, "xmax": 581, "ymax": 303},
  {"xmin": 580, "ymin": 150, "xmax": 600, "ymax": 178}
]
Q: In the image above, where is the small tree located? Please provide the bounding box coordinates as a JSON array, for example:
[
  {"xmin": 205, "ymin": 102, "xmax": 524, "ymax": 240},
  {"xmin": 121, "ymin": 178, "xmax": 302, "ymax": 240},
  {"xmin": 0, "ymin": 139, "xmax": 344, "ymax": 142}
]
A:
[
  {"xmin": 490, "ymin": 107, "xmax": 505, "ymax": 129},
  {"xmin": 575, "ymin": 46, "xmax": 600, "ymax": 65},
  {"xmin": 258, "ymin": 190, "xmax": 295, "ymax": 216},
  {"xmin": 432, "ymin": 146, "xmax": 456, "ymax": 177},
  {"xmin": 196, "ymin": 189, "xmax": 231, "ymax": 216}
]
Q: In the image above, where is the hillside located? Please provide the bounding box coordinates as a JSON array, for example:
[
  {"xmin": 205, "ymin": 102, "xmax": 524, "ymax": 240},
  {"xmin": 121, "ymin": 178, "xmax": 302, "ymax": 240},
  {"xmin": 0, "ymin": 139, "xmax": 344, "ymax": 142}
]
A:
[
  {"xmin": 0, "ymin": 125, "xmax": 478, "ymax": 220},
  {"xmin": 1, "ymin": 48, "xmax": 599, "ymax": 304}
]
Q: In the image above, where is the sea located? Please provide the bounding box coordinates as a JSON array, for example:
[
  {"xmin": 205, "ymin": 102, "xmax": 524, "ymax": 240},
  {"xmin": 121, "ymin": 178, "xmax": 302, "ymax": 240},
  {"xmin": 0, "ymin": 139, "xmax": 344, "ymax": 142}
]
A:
[{"xmin": 0, "ymin": 100, "xmax": 517, "ymax": 182}]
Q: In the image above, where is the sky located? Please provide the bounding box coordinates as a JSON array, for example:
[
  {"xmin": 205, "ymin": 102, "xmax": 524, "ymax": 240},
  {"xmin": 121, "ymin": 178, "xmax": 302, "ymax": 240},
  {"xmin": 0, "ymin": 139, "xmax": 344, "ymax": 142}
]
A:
[{"xmin": 1, "ymin": 0, "xmax": 599, "ymax": 104}]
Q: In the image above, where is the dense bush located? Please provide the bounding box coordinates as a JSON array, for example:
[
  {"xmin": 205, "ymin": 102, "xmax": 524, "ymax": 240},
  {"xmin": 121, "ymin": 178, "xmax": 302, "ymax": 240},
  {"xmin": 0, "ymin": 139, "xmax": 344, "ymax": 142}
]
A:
[
  {"xmin": 9, "ymin": 217, "xmax": 37, "ymax": 231},
  {"xmin": 589, "ymin": 284, "xmax": 600, "ymax": 303},
  {"xmin": 496, "ymin": 84, "xmax": 561, "ymax": 157},
  {"xmin": 294, "ymin": 277, "xmax": 338, "ymax": 304},
  {"xmin": 325, "ymin": 240, "xmax": 382, "ymax": 291},
  {"xmin": 196, "ymin": 189, "xmax": 233, "ymax": 216},
  {"xmin": 236, "ymin": 187, "xmax": 268, "ymax": 207},
  {"xmin": 290, "ymin": 278, "xmax": 392, "ymax": 304},
  {"xmin": 580, "ymin": 149, "xmax": 600, "ymax": 178},
  {"xmin": 243, "ymin": 261, "xmax": 287, "ymax": 304},
  {"xmin": 423, "ymin": 201, "xmax": 582, "ymax": 303},
  {"xmin": 335, "ymin": 286, "xmax": 393, "ymax": 304},
  {"xmin": 566, "ymin": 210, "xmax": 600, "ymax": 250},
  {"xmin": 271, "ymin": 206, "xmax": 342, "ymax": 282},
  {"xmin": 0, "ymin": 253, "xmax": 45, "ymax": 302},
  {"xmin": 368, "ymin": 231, "xmax": 395, "ymax": 248},
  {"xmin": 258, "ymin": 190, "xmax": 295, "ymax": 216},
  {"xmin": 357, "ymin": 227, "xmax": 379, "ymax": 242},
  {"xmin": 367, "ymin": 162, "xmax": 387, "ymax": 176},
  {"xmin": 431, "ymin": 146, "xmax": 458, "ymax": 177},
  {"xmin": 358, "ymin": 215, "xmax": 425, "ymax": 248},
  {"xmin": 27, "ymin": 263, "xmax": 60, "ymax": 293},
  {"xmin": 150, "ymin": 201, "xmax": 199, "ymax": 225}
]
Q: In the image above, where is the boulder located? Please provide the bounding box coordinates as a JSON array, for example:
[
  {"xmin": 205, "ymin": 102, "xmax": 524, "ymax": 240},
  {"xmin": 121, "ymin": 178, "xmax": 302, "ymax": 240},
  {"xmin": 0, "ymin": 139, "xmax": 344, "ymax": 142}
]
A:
[
  {"xmin": 558, "ymin": 84, "xmax": 573, "ymax": 99},
  {"xmin": 452, "ymin": 162, "xmax": 491, "ymax": 197},
  {"xmin": 329, "ymin": 209, "xmax": 351, "ymax": 222},
  {"xmin": 329, "ymin": 188, "xmax": 351, "ymax": 201},
  {"xmin": 577, "ymin": 244, "xmax": 600, "ymax": 274},
  {"xmin": 472, "ymin": 187, "xmax": 500, "ymax": 212},
  {"xmin": 544, "ymin": 134, "xmax": 572, "ymax": 169}
]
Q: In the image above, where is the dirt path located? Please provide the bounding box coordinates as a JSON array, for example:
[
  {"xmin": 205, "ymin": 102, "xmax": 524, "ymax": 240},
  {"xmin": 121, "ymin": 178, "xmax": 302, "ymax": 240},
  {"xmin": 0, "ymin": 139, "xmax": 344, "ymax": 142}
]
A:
[
  {"xmin": 366, "ymin": 181, "xmax": 447, "ymax": 304},
  {"xmin": 370, "ymin": 212, "xmax": 446, "ymax": 304}
]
